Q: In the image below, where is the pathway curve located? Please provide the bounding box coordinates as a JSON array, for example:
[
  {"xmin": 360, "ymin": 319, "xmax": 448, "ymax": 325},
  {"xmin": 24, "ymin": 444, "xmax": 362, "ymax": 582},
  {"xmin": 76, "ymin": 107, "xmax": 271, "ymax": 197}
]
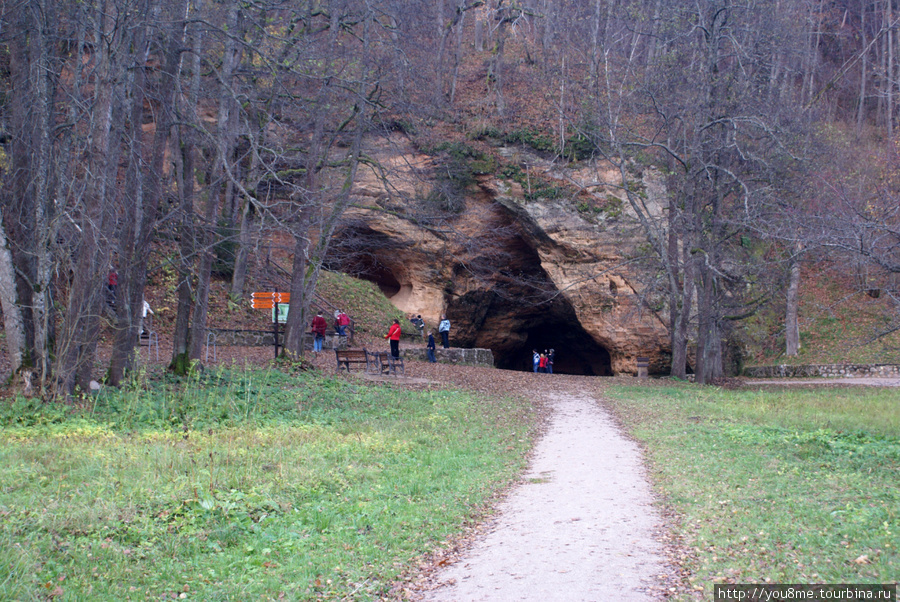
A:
[{"xmin": 421, "ymin": 391, "xmax": 671, "ymax": 601}]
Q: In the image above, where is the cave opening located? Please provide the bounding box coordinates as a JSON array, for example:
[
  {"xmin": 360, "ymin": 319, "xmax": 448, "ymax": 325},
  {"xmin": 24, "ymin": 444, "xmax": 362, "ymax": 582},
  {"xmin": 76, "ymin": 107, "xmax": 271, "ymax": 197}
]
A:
[
  {"xmin": 329, "ymin": 220, "xmax": 616, "ymax": 376},
  {"xmin": 325, "ymin": 224, "xmax": 404, "ymax": 298},
  {"xmin": 492, "ymin": 316, "xmax": 613, "ymax": 376}
]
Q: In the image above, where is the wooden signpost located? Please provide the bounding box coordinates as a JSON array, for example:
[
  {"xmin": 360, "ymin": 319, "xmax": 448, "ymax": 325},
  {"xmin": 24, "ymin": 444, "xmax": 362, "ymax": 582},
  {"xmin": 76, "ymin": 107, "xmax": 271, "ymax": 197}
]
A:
[{"xmin": 251, "ymin": 292, "xmax": 291, "ymax": 358}]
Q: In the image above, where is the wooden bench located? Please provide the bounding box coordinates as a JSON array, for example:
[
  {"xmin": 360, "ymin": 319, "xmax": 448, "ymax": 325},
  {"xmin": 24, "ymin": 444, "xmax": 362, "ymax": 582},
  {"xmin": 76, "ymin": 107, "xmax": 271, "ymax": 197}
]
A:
[
  {"xmin": 387, "ymin": 354, "xmax": 404, "ymax": 376},
  {"xmin": 368, "ymin": 350, "xmax": 404, "ymax": 376},
  {"xmin": 335, "ymin": 348, "xmax": 370, "ymax": 372}
]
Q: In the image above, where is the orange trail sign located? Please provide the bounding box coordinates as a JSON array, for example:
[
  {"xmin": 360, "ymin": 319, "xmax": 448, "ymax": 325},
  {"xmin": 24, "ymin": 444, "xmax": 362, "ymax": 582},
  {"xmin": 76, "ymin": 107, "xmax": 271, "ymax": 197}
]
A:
[{"xmin": 252, "ymin": 292, "xmax": 290, "ymax": 303}]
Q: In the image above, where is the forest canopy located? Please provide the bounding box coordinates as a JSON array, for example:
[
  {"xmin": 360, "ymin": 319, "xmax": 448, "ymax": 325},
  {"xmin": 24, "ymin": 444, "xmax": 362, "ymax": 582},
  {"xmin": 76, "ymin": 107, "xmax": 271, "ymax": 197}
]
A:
[{"xmin": 1, "ymin": 0, "xmax": 898, "ymax": 396}]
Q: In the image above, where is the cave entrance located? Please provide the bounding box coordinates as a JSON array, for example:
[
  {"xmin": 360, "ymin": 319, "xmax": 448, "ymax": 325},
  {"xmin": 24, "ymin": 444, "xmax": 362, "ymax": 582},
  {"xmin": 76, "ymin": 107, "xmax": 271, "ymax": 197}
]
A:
[{"xmin": 493, "ymin": 317, "xmax": 613, "ymax": 376}]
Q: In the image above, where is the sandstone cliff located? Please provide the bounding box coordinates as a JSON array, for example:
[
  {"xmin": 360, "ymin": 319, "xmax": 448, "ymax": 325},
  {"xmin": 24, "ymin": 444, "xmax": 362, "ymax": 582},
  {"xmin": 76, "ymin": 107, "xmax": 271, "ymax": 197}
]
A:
[{"xmin": 332, "ymin": 135, "xmax": 671, "ymax": 375}]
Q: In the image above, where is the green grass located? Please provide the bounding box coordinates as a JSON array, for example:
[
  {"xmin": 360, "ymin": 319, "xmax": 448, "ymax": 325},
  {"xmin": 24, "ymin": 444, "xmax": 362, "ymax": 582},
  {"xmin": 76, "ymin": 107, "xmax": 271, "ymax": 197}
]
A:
[
  {"xmin": 0, "ymin": 367, "xmax": 538, "ymax": 600},
  {"xmin": 604, "ymin": 383, "xmax": 899, "ymax": 598},
  {"xmin": 316, "ymin": 270, "xmax": 408, "ymax": 338}
]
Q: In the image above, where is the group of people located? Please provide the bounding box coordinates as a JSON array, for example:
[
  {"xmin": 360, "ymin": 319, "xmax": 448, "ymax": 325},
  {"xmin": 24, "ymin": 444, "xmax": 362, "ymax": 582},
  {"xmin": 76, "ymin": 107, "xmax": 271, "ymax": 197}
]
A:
[
  {"xmin": 311, "ymin": 308, "xmax": 451, "ymax": 360},
  {"xmin": 399, "ymin": 314, "xmax": 451, "ymax": 362},
  {"xmin": 310, "ymin": 308, "xmax": 350, "ymax": 353},
  {"xmin": 532, "ymin": 349, "xmax": 555, "ymax": 373}
]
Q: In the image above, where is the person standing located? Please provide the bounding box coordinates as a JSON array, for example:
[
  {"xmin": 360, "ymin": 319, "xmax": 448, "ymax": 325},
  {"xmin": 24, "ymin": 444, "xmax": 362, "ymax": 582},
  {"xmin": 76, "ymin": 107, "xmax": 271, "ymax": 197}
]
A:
[
  {"xmin": 140, "ymin": 300, "xmax": 154, "ymax": 336},
  {"xmin": 426, "ymin": 329, "xmax": 437, "ymax": 363},
  {"xmin": 384, "ymin": 319, "xmax": 402, "ymax": 358},
  {"xmin": 438, "ymin": 314, "xmax": 451, "ymax": 349},
  {"xmin": 532, "ymin": 349, "xmax": 540, "ymax": 373},
  {"xmin": 548, "ymin": 348, "xmax": 555, "ymax": 374},
  {"xmin": 106, "ymin": 267, "xmax": 118, "ymax": 307},
  {"xmin": 539, "ymin": 353, "xmax": 548, "ymax": 373},
  {"xmin": 311, "ymin": 311, "xmax": 327, "ymax": 353},
  {"xmin": 336, "ymin": 309, "xmax": 350, "ymax": 336}
]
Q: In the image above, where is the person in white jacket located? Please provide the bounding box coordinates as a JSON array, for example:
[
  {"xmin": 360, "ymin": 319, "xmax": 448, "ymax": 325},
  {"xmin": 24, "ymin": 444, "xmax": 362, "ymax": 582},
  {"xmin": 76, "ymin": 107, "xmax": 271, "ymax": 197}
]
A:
[
  {"xmin": 140, "ymin": 300, "xmax": 154, "ymax": 336},
  {"xmin": 438, "ymin": 315, "xmax": 450, "ymax": 349}
]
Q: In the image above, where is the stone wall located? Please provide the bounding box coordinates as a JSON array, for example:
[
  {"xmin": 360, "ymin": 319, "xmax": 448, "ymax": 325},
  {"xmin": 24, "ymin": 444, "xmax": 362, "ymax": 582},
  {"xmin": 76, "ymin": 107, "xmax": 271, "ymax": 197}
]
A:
[
  {"xmin": 743, "ymin": 364, "xmax": 900, "ymax": 378},
  {"xmin": 403, "ymin": 347, "xmax": 495, "ymax": 367}
]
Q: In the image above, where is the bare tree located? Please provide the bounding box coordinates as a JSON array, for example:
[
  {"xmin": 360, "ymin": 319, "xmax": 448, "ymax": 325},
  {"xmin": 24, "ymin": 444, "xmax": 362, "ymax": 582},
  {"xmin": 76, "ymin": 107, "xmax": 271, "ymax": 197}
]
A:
[
  {"xmin": 802, "ymin": 145, "xmax": 900, "ymax": 337},
  {"xmin": 577, "ymin": 0, "xmax": 809, "ymax": 381},
  {"xmin": 102, "ymin": 0, "xmax": 188, "ymax": 385},
  {"xmin": 280, "ymin": 2, "xmax": 385, "ymax": 357},
  {"xmin": 0, "ymin": 209, "xmax": 25, "ymax": 374}
]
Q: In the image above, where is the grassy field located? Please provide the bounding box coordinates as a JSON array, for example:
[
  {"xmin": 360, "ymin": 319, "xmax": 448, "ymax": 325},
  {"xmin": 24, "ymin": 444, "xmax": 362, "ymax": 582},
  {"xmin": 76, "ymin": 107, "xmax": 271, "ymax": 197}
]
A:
[
  {"xmin": 604, "ymin": 383, "xmax": 899, "ymax": 598},
  {"xmin": 0, "ymin": 367, "xmax": 539, "ymax": 600}
]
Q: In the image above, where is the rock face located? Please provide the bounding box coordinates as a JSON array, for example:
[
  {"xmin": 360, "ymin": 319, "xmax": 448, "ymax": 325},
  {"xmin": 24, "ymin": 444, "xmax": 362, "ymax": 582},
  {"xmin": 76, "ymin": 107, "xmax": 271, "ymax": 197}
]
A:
[{"xmin": 332, "ymin": 135, "xmax": 671, "ymax": 376}]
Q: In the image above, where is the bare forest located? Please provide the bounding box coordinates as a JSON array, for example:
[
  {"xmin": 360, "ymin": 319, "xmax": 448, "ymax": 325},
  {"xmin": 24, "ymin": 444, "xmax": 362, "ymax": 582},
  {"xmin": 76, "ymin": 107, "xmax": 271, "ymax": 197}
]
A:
[{"xmin": 2, "ymin": 0, "xmax": 900, "ymax": 397}]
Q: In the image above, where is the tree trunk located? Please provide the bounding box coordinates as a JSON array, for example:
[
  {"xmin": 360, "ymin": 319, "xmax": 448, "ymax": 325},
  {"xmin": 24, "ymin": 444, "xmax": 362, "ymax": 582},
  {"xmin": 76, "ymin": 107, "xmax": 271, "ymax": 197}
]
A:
[
  {"xmin": 170, "ymin": 4, "xmax": 204, "ymax": 374},
  {"xmin": 107, "ymin": 0, "xmax": 187, "ymax": 384},
  {"xmin": 57, "ymin": 4, "xmax": 121, "ymax": 397},
  {"xmin": 170, "ymin": 135, "xmax": 197, "ymax": 374},
  {"xmin": 589, "ymin": 0, "xmax": 602, "ymax": 83},
  {"xmin": 6, "ymin": 4, "xmax": 37, "ymax": 371},
  {"xmin": 670, "ymin": 203, "xmax": 695, "ymax": 379},
  {"xmin": 188, "ymin": 187, "xmax": 219, "ymax": 362},
  {"xmin": 558, "ymin": 56, "xmax": 566, "ymax": 156},
  {"xmin": 27, "ymin": 0, "xmax": 57, "ymax": 393},
  {"xmin": 889, "ymin": 0, "xmax": 895, "ymax": 138},
  {"xmin": 671, "ymin": 254, "xmax": 695, "ymax": 379},
  {"xmin": 0, "ymin": 209, "xmax": 25, "ymax": 375},
  {"xmin": 55, "ymin": 7, "xmax": 98, "ymax": 395},
  {"xmin": 230, "ymin": 196, "xmax": 253, "ymax": 299},
  {"xmin": 695, "ymin": 261, "xmax": 723, "ymax": 384},
  {"xmin": 785, "ymin": 248, "xmax": 802, "ymax": 356},
  {"xmin": 282, "ymin": 225, "xmax": 314, "ymax": 357},
  {"xmin": 108, "ymin": 23, "xmax": 150, "ymax": 387},
  {"xmin": 230, "ymin": 146, "xmax": 262, "ymax": 298},
  {"xmin": 474, "ymin": 18, "xmax": 484, "ymax": 52},
  {"xmin": 189, "ymin": 0, "xmax": 239, "ymax": 363},
  {"xmin": 856, "ymin": 1, "xmax": 868, "ymax": 137},
  {"xmin": 281, "ymin": 6, "xmax": 370, "ymax": 356},
  {"xmin": 436, "ymin": 0, "xmax": 448, "ymax": 102},
  {"xmin": 450, "ymin": 6, "xmax": 466, "ymax": 104}
]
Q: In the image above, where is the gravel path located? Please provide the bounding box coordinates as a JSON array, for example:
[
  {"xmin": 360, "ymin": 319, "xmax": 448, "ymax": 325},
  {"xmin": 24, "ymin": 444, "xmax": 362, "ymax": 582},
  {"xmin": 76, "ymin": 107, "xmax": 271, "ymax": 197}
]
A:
[{"xmin": 421, "ymin": 389, "xmax": 671, "ymax": 602}]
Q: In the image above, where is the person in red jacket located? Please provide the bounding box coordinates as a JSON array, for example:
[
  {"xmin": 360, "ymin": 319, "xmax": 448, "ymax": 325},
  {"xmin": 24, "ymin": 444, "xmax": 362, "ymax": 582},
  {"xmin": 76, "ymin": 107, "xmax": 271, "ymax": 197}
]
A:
[
  {"xmin": 336, "ymin": 309, "xmax": 350, "ymax": 336},
  {"xmin": 311, "ymin": 311, "xmax": 327, "ymax": 353},
  {"xmin": 384, "ymin": 319, "xmax": 401, "ymax": 358}
]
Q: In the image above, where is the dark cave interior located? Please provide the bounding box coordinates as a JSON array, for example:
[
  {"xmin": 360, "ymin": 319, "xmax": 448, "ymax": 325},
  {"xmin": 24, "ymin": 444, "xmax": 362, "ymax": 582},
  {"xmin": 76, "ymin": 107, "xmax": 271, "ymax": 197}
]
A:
[{"xmin": 493, "ymin": 314, "xmax": 613, "ymax": 376}]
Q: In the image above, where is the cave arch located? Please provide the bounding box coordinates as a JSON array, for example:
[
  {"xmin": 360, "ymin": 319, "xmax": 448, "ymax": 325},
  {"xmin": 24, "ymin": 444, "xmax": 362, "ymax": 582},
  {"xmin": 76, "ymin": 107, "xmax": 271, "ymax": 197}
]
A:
[
  {"xmin": 330, "ymin": 220, "xmax": 619, "ymax": 376},
  {"xmin": 493, "ymin": 315, "xmax": 613, "ymax": 376}
]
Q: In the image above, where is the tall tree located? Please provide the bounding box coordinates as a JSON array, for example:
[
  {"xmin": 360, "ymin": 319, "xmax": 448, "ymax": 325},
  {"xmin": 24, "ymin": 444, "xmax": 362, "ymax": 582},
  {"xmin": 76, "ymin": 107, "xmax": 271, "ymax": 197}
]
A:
[
  {"xmin": 280, "ymin": 0, "xmax": 384, "ymax": 357},
  {"xmin": 108, "ymin": 0, "xmax": 188, "ymax": 385},
  {"xmin": 583, "ymin": 0, "xmax": 807, "ymax": 381}
]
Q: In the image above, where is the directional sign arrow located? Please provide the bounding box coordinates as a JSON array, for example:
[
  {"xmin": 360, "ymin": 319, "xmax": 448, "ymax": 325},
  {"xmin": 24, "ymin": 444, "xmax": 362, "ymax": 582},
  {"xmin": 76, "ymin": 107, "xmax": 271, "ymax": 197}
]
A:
[{"xmin": 252, "ymin": 292, "xmax": 290, "ymax": 304}]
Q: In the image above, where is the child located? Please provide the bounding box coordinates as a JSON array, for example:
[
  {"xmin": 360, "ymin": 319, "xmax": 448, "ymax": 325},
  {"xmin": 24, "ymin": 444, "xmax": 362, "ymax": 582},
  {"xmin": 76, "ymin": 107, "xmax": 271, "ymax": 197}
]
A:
[{"xmin": 427, "ymin": 330, "xmax": 437, "ymax": 363}]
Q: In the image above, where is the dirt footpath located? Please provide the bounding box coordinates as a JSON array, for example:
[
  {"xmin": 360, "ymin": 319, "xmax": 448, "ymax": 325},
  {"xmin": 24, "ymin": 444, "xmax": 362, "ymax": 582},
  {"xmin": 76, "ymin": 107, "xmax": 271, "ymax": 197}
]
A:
[{"xmin": 420, "ymin": 390, "xmax": 672, "ymax": 601}]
